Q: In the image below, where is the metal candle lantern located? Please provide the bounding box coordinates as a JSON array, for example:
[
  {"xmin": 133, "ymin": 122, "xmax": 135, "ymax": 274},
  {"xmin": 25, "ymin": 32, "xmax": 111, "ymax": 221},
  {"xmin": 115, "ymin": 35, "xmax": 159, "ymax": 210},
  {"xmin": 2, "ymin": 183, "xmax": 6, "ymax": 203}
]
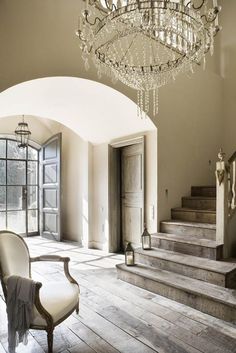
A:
[
  {"xmin": 141, "ymin": 225, "xmax": 151, "ymax": 250},
  {"xmin": 15, "ymin": 115, "xmax": 31, "ymax": 148},
  {"xmin": 125, "ymin": 242, "xmax": 135, "ymax": 266}
]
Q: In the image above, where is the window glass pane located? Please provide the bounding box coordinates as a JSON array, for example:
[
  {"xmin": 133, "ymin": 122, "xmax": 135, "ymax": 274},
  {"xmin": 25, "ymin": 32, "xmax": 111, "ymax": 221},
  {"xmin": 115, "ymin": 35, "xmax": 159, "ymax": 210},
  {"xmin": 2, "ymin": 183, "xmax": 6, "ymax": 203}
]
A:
[
  {"xmin": 0, "ymin": 160, "xmax": 6, "ymax": 185},
  {"xmin": 7, "ymin": 186, "xmax": 24, "ymax": 210},
  {"xmin": 0, "ymin": 140, "xmax": 6, "ymax": 158},
  {"xmin": 28, "ymin": 161, "xmax": 38, "ymax": 185},
  {"xmin": 28, "ymin": 146, "xmax": 38, "ymax": 161},
  {"xmin": 0, "ymin": 212, "xmax": 6, "ymax": 229},
  {"xmin": 7, "ymin": 161, "xmax": 26, "ymax": 185},
  {"xmin": 28, "ymin": 209, "xmax": 38, "ymax": 233},
  {"xmin": 28, "ymin": 186, "xmax": 38, "ymax": 209},
  {"xmin": 7, "ymin": 211, "xmax": 26, "ymax": 234},
  {"xmin": 7, "ymin": 140, "xmax": 26, "ymax": 160},
  {"xmin": 44, "ymin": 164, "xmax": 57, "ymax": 184},
  {"xmin": 0, "ymin": 186, "xmax": 6, "ymax": 211}
]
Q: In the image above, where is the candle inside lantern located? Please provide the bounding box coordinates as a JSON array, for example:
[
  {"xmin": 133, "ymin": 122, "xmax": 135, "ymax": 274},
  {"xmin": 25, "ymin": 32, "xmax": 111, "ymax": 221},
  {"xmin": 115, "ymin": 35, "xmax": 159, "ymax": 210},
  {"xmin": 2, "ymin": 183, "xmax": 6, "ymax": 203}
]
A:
[
  {"xmin": 125, "ymin": 242, "xmax": 135, "ymax": 266},
  {"xmin": 141, "ymin": 224, "xmax": 151, "ymax": 250}
]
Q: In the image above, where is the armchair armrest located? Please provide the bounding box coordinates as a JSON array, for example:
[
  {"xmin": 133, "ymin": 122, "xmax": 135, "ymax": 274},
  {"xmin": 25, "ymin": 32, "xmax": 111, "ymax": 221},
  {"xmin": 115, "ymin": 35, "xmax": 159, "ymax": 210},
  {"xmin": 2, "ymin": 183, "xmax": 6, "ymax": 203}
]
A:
[
  {"xmin": 30, "ymin": 255, "xmax": 79, "ymax": 286},
  {"xmin": 31, "ymin": 255, "xmax": 70, "ymax": 263}
]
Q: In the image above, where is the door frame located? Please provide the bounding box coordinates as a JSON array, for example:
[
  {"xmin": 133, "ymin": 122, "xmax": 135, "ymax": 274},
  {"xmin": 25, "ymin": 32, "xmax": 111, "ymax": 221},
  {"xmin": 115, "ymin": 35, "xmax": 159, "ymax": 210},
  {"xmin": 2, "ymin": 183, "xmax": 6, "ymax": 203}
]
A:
[{"xmin": 109, "ymin": 136, "xmax": 145, "ymax": 252}]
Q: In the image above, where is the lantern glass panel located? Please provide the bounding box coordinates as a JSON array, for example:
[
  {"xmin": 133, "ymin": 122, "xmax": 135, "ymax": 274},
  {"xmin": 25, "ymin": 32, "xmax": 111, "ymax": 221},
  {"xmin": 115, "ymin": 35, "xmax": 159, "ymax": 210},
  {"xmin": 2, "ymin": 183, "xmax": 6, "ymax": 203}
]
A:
[
  {"xmin": 142, "ymin": 235, "xmax": 151, "ymax": 250},
  {"xmin": 125, "ymin": 251, "xmax": 134, "ymax": 266}
]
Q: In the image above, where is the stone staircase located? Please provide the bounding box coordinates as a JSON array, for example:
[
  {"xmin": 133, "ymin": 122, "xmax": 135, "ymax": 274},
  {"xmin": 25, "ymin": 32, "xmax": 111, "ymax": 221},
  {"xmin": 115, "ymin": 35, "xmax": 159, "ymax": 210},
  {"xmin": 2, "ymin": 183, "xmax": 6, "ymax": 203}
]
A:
[{"xmin": 117, "ymin": 186, "xmax": 236, "ymax": 323}]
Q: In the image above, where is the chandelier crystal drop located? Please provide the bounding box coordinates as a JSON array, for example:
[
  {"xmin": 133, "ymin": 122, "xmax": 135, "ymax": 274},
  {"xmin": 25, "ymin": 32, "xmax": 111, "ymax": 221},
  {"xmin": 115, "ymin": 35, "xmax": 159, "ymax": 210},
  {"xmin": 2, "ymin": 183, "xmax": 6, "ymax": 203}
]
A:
[
  {"xmin": 76, "ymin": 0, "xmax": 222, "ymax": 117},
  {"xmin": 15, "ymin": 115, "xmax": 31, "ymax": 148}
]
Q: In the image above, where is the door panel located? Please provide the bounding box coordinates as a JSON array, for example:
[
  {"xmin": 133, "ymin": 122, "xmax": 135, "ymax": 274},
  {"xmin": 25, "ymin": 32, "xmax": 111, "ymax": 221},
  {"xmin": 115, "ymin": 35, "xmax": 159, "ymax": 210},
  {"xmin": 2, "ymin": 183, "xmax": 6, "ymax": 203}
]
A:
[
  {"xmin": 121, "ymin": 142, "xmax": 144, "ymax": 248},
  {"xmin": 40, "ymin": 133, "xmax": 61, "ymax": 241}
]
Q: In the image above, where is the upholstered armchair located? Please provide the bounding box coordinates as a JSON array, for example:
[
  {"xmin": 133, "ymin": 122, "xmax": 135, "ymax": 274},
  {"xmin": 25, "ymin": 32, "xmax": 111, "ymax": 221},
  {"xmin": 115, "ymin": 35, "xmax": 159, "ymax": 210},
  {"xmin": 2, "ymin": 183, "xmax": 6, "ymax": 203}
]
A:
[{"xmin": 0, "ymin": 231, "xmax": 80, "ymax": 353}]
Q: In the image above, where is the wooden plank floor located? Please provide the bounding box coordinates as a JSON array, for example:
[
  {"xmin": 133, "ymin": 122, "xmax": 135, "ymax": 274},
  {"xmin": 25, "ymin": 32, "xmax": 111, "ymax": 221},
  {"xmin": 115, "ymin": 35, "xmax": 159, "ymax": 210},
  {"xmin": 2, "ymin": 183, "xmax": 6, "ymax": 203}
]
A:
[{"xmin": 1, "ymin": 237, "xmax": 236, "ymax": 353}]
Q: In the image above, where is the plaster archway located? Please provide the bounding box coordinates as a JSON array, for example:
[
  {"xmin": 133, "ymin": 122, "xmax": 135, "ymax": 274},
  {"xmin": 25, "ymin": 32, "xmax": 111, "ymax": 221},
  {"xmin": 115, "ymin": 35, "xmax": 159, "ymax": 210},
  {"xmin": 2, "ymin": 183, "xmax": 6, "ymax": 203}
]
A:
[{"xmin": 0, "ymin": 77, "xmax": 156, "ymax": 144}]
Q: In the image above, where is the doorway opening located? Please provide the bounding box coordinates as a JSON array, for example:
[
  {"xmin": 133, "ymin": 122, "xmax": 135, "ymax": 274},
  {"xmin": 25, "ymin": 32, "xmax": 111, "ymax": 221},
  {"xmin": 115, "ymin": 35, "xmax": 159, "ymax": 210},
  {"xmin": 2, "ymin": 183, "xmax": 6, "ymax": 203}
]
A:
[{"xmin": 109, "ymin": 136, "xmax": 145, "ymax": 253}]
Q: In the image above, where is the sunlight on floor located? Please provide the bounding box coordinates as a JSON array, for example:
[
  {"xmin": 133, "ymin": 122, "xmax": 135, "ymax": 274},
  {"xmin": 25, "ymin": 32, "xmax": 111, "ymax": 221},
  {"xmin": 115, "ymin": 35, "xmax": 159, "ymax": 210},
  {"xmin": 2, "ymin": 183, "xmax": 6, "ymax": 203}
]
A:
[{"xmin": 25, "ymin": 236, "xmax": 124, "ymax": 272}]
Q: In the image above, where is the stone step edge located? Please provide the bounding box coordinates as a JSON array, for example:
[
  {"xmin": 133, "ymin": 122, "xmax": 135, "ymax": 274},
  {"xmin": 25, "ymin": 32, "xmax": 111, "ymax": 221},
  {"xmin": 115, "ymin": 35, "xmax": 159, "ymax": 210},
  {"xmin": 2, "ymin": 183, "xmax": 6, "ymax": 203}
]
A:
[
  {"xmin": 160, "ymin": 220, "xmax": 216, "ymax": 230},
  {"xmin": 172, "ymin": 207, "xmax": 216, "ymax": 214},
  {"xmin": 152, "ymin": 233, "xmax": 222, "ymax": 248},
  {"xmin": 135, "ymin": 247, "xmax": 236, "ymax": 275},
  {"xmin": 117, "ymin": 263, "xmax": 236, "ymax": 308},
  {"xmin": 183, "ymin": 196, "xmax": 216, "ymax": 200},
  {"xmin": 191, "ymin": 186, "xmax": 216, "ymax": 189}
]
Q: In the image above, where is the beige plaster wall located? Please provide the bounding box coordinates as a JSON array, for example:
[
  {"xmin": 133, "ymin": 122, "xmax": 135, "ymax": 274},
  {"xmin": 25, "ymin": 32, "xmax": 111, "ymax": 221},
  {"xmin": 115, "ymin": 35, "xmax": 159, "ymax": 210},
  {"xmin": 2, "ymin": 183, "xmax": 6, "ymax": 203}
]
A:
[
  {"xmin": 91, "ymin": 143, "xmax": 109, "ymax": 250},
  {"xmin": 60, "ymin": 126, "xmax": 92, "ymax": 244},
  {"xmin": 220, "ymin": 0, "xmax": 236, "ymax": 158},
  {"xmin": 157, "ymin": 68, "xmax": 223, "ymax": 221}
]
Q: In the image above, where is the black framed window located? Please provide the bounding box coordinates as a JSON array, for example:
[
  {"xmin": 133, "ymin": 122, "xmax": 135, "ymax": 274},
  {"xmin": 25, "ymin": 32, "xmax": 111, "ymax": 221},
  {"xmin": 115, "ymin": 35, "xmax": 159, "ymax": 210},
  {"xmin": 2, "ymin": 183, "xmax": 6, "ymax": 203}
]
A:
[{"xmin": 0, "ymin": 139, "xmax": 39, "ymax": 236}]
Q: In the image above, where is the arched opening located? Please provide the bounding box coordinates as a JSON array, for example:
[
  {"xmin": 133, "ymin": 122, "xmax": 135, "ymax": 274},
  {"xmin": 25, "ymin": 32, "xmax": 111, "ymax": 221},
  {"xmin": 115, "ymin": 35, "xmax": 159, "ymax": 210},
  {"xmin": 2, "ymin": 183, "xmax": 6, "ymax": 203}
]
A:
[{"xmin": 0, "ymin": 77, "xmax": 157, "ymax": 251}]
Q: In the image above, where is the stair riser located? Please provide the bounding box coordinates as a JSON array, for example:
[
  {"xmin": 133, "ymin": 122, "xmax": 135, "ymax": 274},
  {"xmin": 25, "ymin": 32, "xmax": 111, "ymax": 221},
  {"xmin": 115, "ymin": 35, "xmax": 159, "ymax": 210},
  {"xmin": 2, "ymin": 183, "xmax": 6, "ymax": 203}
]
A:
[
  {"xmin": 171, "ymin": 210, "xmax": 216, "ymax": 224},
  {"xmin": 182, "ymin": 198, "xmax": 216, "ymax": 210},
  {"xmin": 151, "ymin": 237, "xmax": 222, "ymax": 260},
  {"xmin": 117, "ymin": 268, "xmax": 236, "ymax": 323},
  {"xmin": 135, "ymin": 252, "xmax": 226, "ymax": 287},
  {"xmin": 191, "ymin": 186, "xmax": 216, "ymax": 197},
  {"xmin": 160, "ymin": 223, "xmax": 216, "ymax": 240}
]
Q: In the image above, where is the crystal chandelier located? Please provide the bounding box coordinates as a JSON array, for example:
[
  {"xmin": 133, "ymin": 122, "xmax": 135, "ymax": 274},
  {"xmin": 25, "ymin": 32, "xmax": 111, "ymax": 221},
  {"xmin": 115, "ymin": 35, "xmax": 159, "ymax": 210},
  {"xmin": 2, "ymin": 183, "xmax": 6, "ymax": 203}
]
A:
[
  {"xmin": 15, "ymin": 115, "xmax": 31, "ymax": 148},
  {"xmin": 76, "ymin": 0, "xmax": 221, "ymax": 117}
]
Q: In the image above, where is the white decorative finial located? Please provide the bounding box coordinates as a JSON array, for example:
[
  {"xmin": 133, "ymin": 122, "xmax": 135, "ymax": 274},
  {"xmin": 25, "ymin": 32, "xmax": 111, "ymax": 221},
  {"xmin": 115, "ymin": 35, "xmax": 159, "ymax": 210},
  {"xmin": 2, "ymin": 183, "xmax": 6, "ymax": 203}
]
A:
[{"xmin": 218, "ymin": 148, "xmax": 225, "ymax": 162}]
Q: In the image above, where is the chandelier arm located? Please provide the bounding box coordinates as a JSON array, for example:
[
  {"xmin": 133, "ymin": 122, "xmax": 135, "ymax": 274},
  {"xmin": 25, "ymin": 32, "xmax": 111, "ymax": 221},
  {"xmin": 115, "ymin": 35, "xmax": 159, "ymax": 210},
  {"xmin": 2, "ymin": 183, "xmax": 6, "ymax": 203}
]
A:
[
  {"xmin": 76, "ymin": 30, "xmax": 87, "ymax": 42},
  {"xmin": 201, "ymin": 13, "xmax": 219, "ymax": 24},
  {"xmin": 186, "ymin": 0, "xmax": 206, "ymax": 10},
  {"xmin": 104, "ymin": 0, "xmax": 117, "ymax": 12},
  {"xmin": 84, "ymin": 11, "xmax": 102, "ymax": 26}
]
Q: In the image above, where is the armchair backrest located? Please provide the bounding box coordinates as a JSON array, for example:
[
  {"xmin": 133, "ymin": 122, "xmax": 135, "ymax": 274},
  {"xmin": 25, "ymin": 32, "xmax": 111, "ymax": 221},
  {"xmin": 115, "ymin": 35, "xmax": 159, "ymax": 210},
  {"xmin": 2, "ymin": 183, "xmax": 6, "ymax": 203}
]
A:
[{"xmin": 0, "ymin": 231, "xmax": 30, "ymax": 284}]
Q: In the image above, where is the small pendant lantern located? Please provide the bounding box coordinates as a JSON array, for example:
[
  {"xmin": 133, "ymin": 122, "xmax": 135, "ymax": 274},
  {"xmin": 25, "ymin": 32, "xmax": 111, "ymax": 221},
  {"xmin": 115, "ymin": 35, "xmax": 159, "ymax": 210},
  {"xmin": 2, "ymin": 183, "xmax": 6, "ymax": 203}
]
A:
[
  {"xmin": 125, "ymin": 242, "xmax": 135, "ymax": 266},
  {"xmin": 15, "ymin": 115, "xmax": 31, "ymax": 148},
  {"xmin": 141, "ymin": 224, "xmax": 151, "ymax": 250}
]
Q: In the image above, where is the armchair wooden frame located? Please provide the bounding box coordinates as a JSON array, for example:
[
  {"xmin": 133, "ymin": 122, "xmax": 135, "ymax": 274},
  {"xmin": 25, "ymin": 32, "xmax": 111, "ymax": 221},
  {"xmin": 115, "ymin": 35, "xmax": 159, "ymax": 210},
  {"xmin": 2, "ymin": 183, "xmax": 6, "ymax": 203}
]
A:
[{"xmin": 0, "ymin": 231, "xmax": 80, "ymax": 353}]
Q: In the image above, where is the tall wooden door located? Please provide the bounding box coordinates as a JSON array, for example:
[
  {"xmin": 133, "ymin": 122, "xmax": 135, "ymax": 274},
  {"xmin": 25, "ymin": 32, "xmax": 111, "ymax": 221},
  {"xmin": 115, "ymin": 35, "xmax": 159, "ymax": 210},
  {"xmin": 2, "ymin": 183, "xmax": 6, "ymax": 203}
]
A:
[
  {"xmin": 40, "ymin": 133, "xmax": 62, "ymax": 241},
  {"xmin": 121, "ymin": 142, "xmax": 144, "ymax": 249}
]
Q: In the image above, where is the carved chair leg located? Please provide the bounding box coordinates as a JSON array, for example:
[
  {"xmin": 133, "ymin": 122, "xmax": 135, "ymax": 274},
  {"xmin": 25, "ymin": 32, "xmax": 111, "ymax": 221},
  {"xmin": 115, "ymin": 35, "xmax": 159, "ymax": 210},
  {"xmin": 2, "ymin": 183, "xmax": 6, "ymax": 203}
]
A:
[{"xmin": 47, "ymin": 328, "xmax": 54, "ymax": 353}]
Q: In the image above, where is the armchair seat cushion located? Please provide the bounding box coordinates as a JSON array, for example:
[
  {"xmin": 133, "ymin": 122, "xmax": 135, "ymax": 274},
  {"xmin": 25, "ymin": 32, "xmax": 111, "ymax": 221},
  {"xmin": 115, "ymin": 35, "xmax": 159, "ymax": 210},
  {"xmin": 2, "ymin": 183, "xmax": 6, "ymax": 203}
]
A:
[{"xmin": 32, "ymin": 281, "xmax": 79, "ymax": 326}]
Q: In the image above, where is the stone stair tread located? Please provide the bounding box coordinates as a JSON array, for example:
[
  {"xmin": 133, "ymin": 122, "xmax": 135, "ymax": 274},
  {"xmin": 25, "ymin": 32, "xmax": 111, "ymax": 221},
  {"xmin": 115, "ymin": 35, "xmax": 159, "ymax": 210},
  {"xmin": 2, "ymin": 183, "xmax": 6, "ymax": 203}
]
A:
[
  {"xmin": 192, "ymin": 185, "xmax": 216, "ymax": 188},
  {"xmin": 152, "ymin": 232, "xmax": 222, "ymax": 248},
  {"xmin": 117, "ymin": 263, "xmax": 236, "ymax": 307},
  {"xmin": 183, "ymin": 196, "xmax": 216, "ymax": 200},
  {"xmin": 172, "ymin": 207, "xmax": 216, "ymax": 214},
  {"xmin": 135, "ymin": 247, "xmax": 236, "ymax": 274},
  {"xmin": 161, "ymin": 220, "xmax": 216, "ymax": 229}
]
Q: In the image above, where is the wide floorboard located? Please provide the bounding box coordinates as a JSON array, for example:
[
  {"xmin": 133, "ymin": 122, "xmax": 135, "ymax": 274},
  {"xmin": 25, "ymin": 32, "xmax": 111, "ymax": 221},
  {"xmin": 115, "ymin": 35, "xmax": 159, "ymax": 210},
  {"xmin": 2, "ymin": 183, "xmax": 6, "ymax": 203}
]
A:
[{"xmin": 0, "ymin": 237, "xmax": 236, "ymax": 353}]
